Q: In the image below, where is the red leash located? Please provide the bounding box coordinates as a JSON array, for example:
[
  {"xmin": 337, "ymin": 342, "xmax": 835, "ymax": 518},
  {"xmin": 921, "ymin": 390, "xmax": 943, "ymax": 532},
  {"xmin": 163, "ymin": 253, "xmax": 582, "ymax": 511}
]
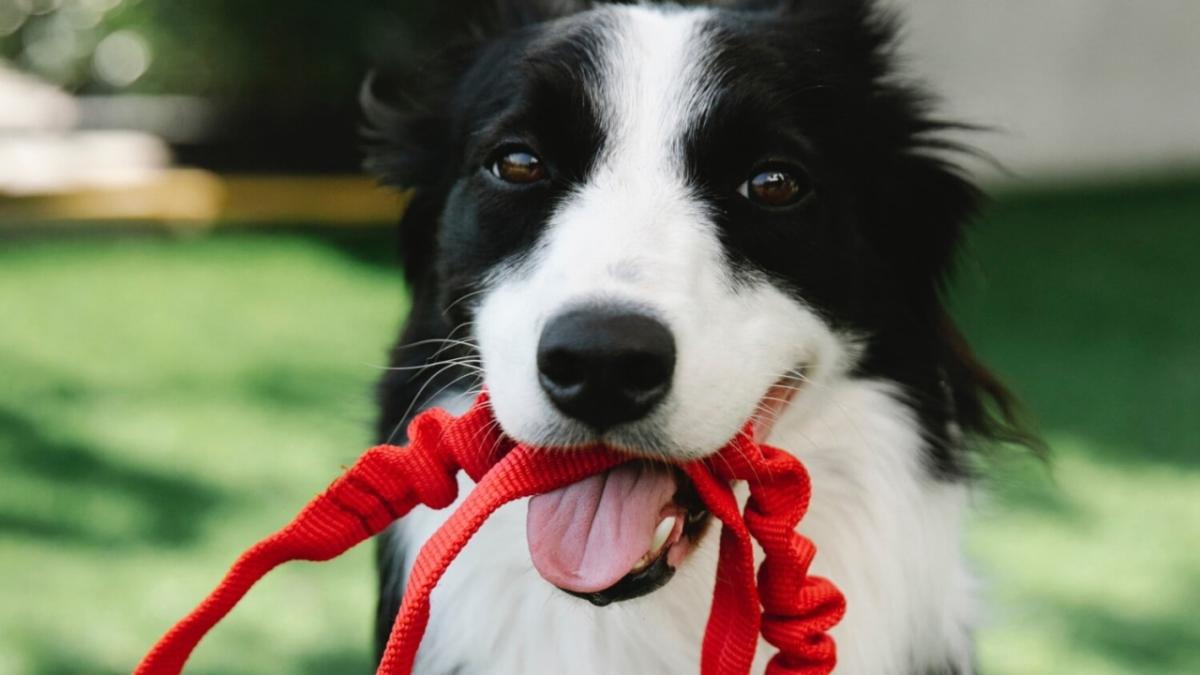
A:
[{"xmin": 136, "ymin": 393, "xmax": 844, "ymax": 674}]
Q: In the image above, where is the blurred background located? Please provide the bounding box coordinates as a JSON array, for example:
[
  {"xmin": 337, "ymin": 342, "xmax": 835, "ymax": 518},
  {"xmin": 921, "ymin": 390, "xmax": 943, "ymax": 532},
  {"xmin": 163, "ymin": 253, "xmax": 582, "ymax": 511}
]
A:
[{"xmin": 0, "ymin": 1, "xmax": 1196, "ymax": 673}]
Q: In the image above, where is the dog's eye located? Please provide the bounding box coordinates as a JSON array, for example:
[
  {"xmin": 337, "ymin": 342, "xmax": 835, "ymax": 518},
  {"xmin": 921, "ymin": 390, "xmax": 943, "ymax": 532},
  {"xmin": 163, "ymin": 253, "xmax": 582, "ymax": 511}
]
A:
[
  {"xmin": 488, "ymin": 147, "xmax": 547, "ymax": 184},
  {"xmin": 737, "ymin": 165, "xmax": 813, "ymax": 208}
]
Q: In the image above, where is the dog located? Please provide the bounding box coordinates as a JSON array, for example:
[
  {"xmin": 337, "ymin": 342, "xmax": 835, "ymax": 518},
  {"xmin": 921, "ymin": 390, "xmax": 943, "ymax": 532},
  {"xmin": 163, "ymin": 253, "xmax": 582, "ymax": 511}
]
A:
[{"xmin": 364, "ymin": 1, "xmax": 1031, "ymax": 673}]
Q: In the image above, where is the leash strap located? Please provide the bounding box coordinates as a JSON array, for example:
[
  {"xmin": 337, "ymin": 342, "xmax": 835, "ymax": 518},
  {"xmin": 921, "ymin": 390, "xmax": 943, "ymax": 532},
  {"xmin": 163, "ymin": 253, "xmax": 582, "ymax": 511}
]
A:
[{"xmin": 135, "ymin": 394, "xmax": 844, "ymax": 675}]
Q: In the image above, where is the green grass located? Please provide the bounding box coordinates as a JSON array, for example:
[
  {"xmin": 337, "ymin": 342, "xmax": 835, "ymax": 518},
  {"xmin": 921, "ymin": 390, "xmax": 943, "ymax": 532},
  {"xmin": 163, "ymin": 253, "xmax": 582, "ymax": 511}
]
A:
[
  {"xmin": 0, "ymin": 230, "xmax": 403, "ymax": 674},
  {"xmin": 955, "ymin": 179, "xmax": 1200, "ymax": 673},
  {"xmin": 1, "ymin": 180, "xmax": 1197, "ymax": 674}
]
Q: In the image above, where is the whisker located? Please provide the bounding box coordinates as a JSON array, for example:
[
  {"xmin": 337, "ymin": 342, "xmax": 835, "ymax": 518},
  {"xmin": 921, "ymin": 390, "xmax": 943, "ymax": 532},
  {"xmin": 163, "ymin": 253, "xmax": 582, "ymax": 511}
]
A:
[
  {"xmin": 387, "ymin": 361, "xmax": 483, "ymax": 444},
  {"xmin": 376, "ymin": 357, "xmax": 483, "ymax": 373},
  {"xmin": 425, "ymin": 337, "xmax": 480, "ymax": 364},
  {"xmin": 381, "ymin": 334, "xmax": 477, "ymax": 354},
  {"xmin": 395, "ymin": 370, "xmax": 485, "ymax": 447},
  {"xmin": 443, "ymin": 289, "xmax": 489, "ymax": 317},
  {"xmin": 733, "ymin": 428, "xmax": 765, "ymax": 484}
]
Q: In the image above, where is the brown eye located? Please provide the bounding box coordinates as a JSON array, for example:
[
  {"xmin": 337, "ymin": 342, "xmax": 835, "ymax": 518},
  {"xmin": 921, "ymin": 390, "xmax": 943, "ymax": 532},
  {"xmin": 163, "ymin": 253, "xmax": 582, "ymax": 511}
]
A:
[
  {"xmin": 738, "ymin": 165, "xmax": 812, "ymax": 208},
  {"xmin": 488, "ymin": 148, "xmax": 547, "ymax": 184}
]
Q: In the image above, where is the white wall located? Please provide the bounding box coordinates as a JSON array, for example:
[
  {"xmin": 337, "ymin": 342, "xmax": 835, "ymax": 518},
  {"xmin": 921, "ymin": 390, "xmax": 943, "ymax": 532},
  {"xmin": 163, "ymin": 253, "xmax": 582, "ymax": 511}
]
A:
[{"xmin": 885, "ymin": 1, "xmax": 1200, "ymax": 183}]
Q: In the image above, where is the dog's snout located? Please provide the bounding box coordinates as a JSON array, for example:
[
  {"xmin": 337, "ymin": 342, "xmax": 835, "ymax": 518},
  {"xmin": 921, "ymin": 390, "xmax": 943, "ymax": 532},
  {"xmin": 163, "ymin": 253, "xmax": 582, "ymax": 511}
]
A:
[{"xmin": 537, "ymin": 308, "xmax": 676, "ymax": 431}]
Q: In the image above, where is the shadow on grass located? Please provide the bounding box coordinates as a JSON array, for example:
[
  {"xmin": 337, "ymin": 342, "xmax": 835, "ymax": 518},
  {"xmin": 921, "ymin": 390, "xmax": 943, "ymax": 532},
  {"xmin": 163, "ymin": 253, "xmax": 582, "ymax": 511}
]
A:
[
  {"xmin": 239, "ymin": 362, "xmax": 373, "ymax": 409},
  {"xmin": 1051, "ymin": 592, "xmax": 1200, "ymax": 671},
  {"xmin": 20, "ymin": 649, "xmax": 250, "ymax": 675},
  {"xmin": 296, "ymin": 647, "xmax": 373, "ymax": 675},
  {"xmin": 20, "ymin": 654, "xmax": 129, "ymax": 675},
  {"xmin": 958, "ymin": 178, "xmax": 1200, "ymax": 471},
  {"xmin": 0, "ymin": 407, "xmax": 224, "ymax": 548},
  {"xmin": 18, "ymin": 643, "xmax": 372, "ymax": 675}
]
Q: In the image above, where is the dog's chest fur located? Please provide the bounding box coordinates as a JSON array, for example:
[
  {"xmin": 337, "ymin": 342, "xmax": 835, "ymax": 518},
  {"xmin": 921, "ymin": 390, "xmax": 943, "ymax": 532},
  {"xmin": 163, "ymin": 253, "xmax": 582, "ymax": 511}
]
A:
[{"xmin": 385, "ymin": 379, "xmax": 976, "ymax": 675}]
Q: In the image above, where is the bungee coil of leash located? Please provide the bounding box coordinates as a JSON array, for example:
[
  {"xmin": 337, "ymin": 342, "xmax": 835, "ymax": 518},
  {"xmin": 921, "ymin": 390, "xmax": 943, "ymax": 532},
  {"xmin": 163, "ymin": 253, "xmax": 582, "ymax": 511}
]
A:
[{"xmin": 135, "ymin": 392, "xmax": 845, "ymax": 675}]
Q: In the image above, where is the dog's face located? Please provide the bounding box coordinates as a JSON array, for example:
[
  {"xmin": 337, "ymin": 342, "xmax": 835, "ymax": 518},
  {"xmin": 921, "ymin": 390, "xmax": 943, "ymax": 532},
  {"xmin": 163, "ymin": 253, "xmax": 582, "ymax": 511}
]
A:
[
  {"xmin": 374, "ymin": 0, "xmax": 984, "ymax": 604},
  {"xmin": 420, "ymin": 2, "xmax": 964, "ymax": 456},
  {"xmin": 471, "ymin": 6, "xmax": 849, "ymax": 459}
]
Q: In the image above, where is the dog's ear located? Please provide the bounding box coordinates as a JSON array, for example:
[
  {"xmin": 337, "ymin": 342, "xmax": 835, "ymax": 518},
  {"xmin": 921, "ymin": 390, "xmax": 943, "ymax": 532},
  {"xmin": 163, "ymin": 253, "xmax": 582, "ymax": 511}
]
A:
[
  {"xmin": 362, "ymin": 0, "xmax": 590, "ymax": 190},
  {"xmin": 361, "ymin": 0, "xmax": 590, "ymax": 283},
  {"xmin": 360, "ymin": 70, "xmax": 446, "ymax": 192},
  {"xmin": 360, "ymin": 67, "xmax": 447, "ymax": 285}
]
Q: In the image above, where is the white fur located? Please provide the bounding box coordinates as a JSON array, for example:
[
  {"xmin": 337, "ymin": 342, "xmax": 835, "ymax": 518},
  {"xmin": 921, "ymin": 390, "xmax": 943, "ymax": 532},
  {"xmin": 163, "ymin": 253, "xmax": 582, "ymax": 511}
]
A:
[{"xmin": 388, "ymin": 6, "xmax": 977, "ymax": 674}]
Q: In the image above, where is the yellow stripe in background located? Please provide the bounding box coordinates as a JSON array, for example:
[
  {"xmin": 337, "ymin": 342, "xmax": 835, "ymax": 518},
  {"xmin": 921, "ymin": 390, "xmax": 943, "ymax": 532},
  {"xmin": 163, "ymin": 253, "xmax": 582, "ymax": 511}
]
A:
[{"xmin": 0, "ymin": 171, "xmax": 411, "ymax": 229}]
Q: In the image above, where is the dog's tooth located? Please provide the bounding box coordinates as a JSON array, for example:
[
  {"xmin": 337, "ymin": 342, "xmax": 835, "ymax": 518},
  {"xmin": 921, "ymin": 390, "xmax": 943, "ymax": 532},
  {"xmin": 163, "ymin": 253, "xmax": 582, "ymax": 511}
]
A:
[{"xmin": 651, "ymin": 516, "xmax": 677, "ymax": 553}]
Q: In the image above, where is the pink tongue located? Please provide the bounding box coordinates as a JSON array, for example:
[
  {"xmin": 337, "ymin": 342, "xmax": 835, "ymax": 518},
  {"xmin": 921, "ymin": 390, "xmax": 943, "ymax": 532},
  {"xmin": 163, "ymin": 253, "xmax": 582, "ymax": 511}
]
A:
[{"xmin": 526, "ymin": 463, "xmax": 677, "ymax": 593}]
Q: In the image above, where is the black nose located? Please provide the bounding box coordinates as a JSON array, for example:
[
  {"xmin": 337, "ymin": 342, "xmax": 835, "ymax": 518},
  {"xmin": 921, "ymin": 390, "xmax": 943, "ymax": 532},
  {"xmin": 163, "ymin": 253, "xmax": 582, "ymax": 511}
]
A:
[{"xmin": 537, "ymin": 308, "xmax": 676, "ymax": 431}]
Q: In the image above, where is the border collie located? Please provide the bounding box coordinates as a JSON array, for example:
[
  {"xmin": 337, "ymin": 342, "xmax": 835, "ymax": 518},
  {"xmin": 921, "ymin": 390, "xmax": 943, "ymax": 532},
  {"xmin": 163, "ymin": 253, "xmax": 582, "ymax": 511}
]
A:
[{"xmin": 364, "ymin": 1, "xmax": 1030, "ymax": 673}]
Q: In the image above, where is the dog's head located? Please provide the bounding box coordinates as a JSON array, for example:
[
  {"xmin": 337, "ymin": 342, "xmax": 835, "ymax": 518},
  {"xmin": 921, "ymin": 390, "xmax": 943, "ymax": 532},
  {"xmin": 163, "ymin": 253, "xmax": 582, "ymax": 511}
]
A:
[{"xmin": 369, "ymin": 0, "xmax": 1023, "ymax": 604}]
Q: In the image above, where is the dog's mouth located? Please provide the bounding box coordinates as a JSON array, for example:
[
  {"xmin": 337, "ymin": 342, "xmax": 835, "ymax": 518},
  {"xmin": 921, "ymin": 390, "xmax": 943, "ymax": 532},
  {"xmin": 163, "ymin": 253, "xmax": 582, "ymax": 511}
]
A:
[
  {"xmin": 524, "ymin": 373, "xmax": 804, "ymax": 606},
  {"xmin": 527, "ymin": 462, "xmax": 711, "ymax": 606}
]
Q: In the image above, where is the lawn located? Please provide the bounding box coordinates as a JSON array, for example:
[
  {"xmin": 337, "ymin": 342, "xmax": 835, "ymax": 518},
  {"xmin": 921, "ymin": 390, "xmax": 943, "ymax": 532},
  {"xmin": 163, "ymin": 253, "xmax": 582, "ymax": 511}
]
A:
[{"xmin": 1, "ymin": 179, "xmax": 1197, "ymax": 674}]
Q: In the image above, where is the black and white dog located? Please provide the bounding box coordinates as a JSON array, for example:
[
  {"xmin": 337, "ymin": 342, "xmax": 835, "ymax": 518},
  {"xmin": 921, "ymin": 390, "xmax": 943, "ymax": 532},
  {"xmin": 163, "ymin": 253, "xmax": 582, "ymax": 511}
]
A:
[{"xmin": 365, "ymin": 1, "xmax": 1029, "ymax": 673}]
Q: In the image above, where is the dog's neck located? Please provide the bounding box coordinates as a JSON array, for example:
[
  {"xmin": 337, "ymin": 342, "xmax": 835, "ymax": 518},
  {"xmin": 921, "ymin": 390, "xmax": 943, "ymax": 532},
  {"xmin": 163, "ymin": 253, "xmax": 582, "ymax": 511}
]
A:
[{"xmin": 385, "ymin": 376, "xmax": 976, "ymax": 675}]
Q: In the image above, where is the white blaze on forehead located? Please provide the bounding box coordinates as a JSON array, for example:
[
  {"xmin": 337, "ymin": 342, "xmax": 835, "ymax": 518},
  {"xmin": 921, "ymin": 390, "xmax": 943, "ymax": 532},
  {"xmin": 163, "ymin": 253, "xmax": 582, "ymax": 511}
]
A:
[
  {"xmin": 530, "ymin": 5, "xmax": 721, "ymax": 286},
  {"xmin": 594, "ymin": 5, "xmax": 717, "ymax": 179}
]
